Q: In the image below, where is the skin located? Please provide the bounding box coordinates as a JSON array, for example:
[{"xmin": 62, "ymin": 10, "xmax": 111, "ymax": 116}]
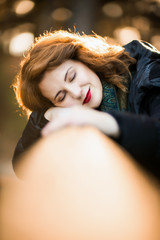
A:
[
  {"xmin": 39, "ymin": 60, "xmax": 120, "ymax": 138},
  {"xmin": 42, "ymin": 106, "xmax": 120, "ymax": 138},
  {"xmin": 39, "ymin": 59, "xmax": 103, "ymax": 108}
]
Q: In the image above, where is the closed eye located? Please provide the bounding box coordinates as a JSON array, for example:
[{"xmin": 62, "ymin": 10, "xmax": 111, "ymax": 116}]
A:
[
  {"xmin": 59, "ymin": 91, "xmax": 66, "ymax": 102},
  {"xmin": 70, "ymin": 72, "xmax": 76, "ymax": 82},
  {"xmin": 59, "ymin": 73, "xmax": 76, "ymax": 102}
]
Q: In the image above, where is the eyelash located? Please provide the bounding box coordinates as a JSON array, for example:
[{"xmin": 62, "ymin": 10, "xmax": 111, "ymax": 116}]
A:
[
  {"xmin": 59, "ymin": 92, "xmax": 66, "ymax": 102},
  {"xmin": 70, "ymin": 72, "xmax": 76, "ymax": 82},
  {"xmin": 59, "ymin": 72, "xmax": 76, "ymax": 102}
]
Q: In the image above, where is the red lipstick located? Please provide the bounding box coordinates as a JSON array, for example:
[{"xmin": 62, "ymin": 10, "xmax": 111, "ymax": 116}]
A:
[{"xmin": 83, "ymin": 88, "xmax": 91, "ymax": 104}]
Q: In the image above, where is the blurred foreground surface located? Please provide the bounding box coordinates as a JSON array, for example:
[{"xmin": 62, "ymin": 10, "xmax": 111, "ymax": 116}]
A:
[{"xmin": 1, "ymin": 127, "xmax": 160, "ymax": 240}]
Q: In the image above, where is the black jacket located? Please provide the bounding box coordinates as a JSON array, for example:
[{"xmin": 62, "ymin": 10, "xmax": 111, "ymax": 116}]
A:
[{"xmin": 12, "ymin": 40, "xmax": 160, "ymax": 179}]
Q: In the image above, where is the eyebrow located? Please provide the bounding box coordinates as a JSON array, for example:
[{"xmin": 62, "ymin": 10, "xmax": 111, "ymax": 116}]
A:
[{"xmin": 54, "ymin": 66, "xmax": 72, "ymax": 100}]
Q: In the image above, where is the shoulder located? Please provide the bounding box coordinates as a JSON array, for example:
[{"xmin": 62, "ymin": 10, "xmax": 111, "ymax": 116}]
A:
[
  {"xmin": 123, "ymin": 40, "xmax": 160, "ymax": 60},
  {"xmin": 126, "ymin": 41, "xmax": 160, "ymax": 113},
  {"xmin": 29, "ymin": 109, "xmax": 49, "ymax": 129},
  {"xmin": 124, "ymin": 40, "xmax": 160, "ymax": 86}
]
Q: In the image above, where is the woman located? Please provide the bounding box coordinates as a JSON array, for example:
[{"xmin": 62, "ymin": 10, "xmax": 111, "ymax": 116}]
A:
[{"xmin": 12, "ymin": 30, "xmax": 160, "ymax": 179}]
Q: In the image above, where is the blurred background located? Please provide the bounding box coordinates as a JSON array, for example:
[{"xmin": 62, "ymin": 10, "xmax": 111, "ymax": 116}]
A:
[{"xmin": 0, "ymin": 0, "xmax": 160, "ymax": 175}]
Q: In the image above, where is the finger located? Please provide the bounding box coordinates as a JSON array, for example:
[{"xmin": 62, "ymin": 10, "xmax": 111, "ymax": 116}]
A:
[{"xmin": 44, "ymin": 107, "xmax": 57, "ymax": 121}]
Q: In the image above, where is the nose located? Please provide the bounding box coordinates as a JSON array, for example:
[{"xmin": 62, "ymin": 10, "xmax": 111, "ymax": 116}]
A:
[{"xmin": 65, "ymin": 84, "xmax": 82, "ymax": 99}]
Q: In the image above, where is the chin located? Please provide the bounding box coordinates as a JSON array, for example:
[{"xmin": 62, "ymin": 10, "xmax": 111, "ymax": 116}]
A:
[{"xmin": 91, "ymin": 103, "xmax": 100, "ymax": 109}]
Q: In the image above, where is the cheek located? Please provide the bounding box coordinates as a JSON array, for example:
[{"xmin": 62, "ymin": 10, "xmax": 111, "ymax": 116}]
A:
[
  {"xmin": 64, "ymin": 99, "xmax": 78, "ymax": 107},
  {"xmin": 98, "ymin": 80, "xmax": 103, "ymax": 94},
  {"xmin": 56, "ymin": 99, "xmax": 76, "ymax": 108}
]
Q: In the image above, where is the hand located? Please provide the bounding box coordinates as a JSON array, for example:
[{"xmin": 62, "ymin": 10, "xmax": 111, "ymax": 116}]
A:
[{"xmin": 42, "ymin": 106, "xmax": 120, "ymax": 138}]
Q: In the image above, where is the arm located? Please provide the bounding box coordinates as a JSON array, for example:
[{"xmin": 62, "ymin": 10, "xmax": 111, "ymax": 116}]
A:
[
  {"xmin": 110, "ymin": 111, "xmax": 160, "ymax": 178},
  {"xmin": 110, "ymin": 89, "xmax": 160, "ymax": 178},
  {"xmin": 12, "ymin": 110, "xmax": 48, "ymax": 171},
  {"xmin": 42, "ymin": 106, "xmax": 120, "ymax": 138},
  {"xmin": 42, "ymin": 97, "xmax": 160, "ymax": 179}
]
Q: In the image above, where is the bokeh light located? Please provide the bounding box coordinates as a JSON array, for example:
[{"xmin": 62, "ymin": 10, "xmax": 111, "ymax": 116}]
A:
[
  {"xmin": 102, "ymin": 2, "xmax": 123, "ymax": 18},
  {"xmin": 13, "ymin": 0, "xmax": 35, "ymax": 16},
  {"xmin": 51, "ymin": 8, "xmax": 72, "ymax": 22},
  {"xmin": 132, "ymin": 17, "xmax": 150, "ymax": 33},
  {"xmin": 0, "ymin": 0, "xmax": 6, "ymax": 4},
  {"xmin": 151, "ymin": 35, "xmax": 160, "ymax": 50},
  {"xmin": 9, "ymin": 32, "xmax": 34, "ymax": 56},
  {"xmin": 114, "ymin": 27, "xmax": 141, "ymax": 45}
]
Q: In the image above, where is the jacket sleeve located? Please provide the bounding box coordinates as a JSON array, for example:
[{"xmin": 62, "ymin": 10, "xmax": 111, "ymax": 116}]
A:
[
  {"xmin": 12, "ymin": 110, "xmax": 48, "ymax": 171},
  {"xmin": 109, "ymin": 89, "xmax": 160, "ymax": 179}
]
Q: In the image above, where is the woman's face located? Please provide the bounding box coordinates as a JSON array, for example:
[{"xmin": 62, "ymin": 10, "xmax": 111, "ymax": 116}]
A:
[{"xmin": 39, "ymin": 60, "xmax": 103, "ymax": 108}]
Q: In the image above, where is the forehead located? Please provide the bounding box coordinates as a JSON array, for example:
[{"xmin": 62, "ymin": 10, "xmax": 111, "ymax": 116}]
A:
[
  {"xmin": 39, "ymin": 60, "xmax": 75, "ymax": 93},
  {"xmin": 40, "ymin": 59, "xmax": 73, "ymax": 82},
  {"xmin": 46, "ymin": 59, "xmax": 76, "ymax": 77}
]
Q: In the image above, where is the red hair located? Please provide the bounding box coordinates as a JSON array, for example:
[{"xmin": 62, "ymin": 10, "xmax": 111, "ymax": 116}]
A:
[{"xmin": 12, "ymin": 30, "xmax": 136, "ymax": 117}]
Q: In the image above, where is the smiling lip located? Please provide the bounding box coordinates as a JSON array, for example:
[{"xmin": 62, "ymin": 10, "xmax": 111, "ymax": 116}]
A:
[{"xmin": 83, "ymin": 88, "xmax": 91, "ymax": 104}]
